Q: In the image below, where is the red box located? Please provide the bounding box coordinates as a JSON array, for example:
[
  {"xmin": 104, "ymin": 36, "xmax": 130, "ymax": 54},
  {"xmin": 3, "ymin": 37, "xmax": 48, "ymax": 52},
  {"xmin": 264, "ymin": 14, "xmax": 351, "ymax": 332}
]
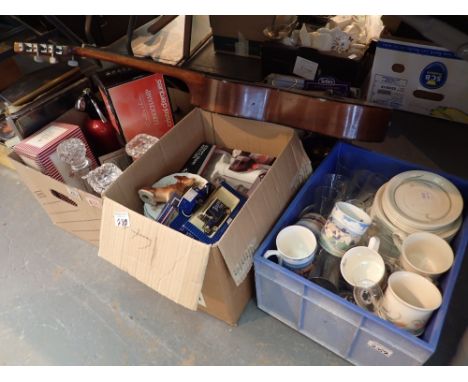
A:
[
  {"xmin": 13, "ymin": 122, "xmax": 97, "ymax": 187},
  {"xmin": 98, "ymin": 71, "xmax": 174, "ymax": 142}
]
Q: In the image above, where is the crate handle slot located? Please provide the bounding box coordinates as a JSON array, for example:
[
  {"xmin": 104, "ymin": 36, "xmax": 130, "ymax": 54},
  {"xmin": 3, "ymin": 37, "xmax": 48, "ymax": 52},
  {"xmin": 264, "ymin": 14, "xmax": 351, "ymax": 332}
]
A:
[{"xmin": 50, "ymin": 189, "xmax": 78, "ymax": 207}]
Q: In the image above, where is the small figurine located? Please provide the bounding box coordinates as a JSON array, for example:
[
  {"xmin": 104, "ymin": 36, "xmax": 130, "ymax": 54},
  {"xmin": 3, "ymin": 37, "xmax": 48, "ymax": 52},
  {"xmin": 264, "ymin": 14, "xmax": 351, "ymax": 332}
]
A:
[{"xmin": 138, "ymin": 175, "xmax": 196, "ymax": 205}]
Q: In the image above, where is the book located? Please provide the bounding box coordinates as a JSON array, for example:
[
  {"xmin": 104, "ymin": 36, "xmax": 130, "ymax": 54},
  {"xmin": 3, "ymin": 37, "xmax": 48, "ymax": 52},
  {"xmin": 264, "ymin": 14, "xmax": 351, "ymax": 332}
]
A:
[
  {"xmin": 94, "ymin": 69, "xmax": 175, "ymax": 142},
  {"xmin": 180, "ymin": 143, "xmax": 217, "ymax": 174}
]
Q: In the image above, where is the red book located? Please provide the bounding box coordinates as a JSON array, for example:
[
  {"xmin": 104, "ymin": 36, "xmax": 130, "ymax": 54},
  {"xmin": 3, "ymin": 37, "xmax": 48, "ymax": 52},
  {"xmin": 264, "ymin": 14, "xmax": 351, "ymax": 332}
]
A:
[{"xmin": 99, "ymin": 72, "xmax": 174, "ymax": 142}]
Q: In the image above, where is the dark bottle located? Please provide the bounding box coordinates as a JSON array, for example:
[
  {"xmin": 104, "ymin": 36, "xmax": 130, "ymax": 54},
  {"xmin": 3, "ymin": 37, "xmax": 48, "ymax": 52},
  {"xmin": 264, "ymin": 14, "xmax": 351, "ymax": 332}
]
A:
[{"xmin": 75, "ymin": 88, "xmax": 123, "ymax": 157}]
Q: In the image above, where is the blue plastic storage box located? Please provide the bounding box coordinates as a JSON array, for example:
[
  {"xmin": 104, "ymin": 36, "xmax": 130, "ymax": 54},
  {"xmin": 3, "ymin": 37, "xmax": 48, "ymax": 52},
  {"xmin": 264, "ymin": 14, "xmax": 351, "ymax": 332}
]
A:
[{"xmin": 253, "ymin": 142, "xmax": 468, "ymax": 365}]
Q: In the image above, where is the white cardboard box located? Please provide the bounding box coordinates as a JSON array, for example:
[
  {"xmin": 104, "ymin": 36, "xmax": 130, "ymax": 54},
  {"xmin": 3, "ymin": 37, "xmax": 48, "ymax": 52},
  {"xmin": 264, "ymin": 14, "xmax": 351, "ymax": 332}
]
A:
[
  {"xmin": 367, "ymin": 38, "xmax": 468, "ymax": 124},
  {"xmin": 98, "ymin": 108, "xmax": 312, "ymax": 324}
]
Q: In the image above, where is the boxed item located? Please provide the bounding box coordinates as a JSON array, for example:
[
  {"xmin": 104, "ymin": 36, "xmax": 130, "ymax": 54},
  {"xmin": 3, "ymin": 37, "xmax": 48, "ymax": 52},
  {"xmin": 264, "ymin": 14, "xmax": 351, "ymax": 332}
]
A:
[
  {"xmin": 261, "ymin": 42, "xmax": 376, "ymax": 89},
  {"xmin": 93, "ymin": 68, "xmax": 175, "ymax": 142},
  {"xmin": 366, "ymin": 38, "xmax": 468, "ymax": 124},
  {"xmin": 261, "ymin": 15, "xmax": 383, "ymax": 88},
  {"xmin": 9, "ymin": 149, "xmax": 103, "ymax": 246},
  {"xmin": 8, "ymin": 88, "xmax": 193, "ymax": 247},
  {"xmin": 8, "ymin": 110, "xmax": 106, "ymax": 246},
  {"xmin": 98, "ymin": 108, "xmax": 312, "ymax": 324},
  {"xmin": 253, "ymin": 142, "xmax": 468, "ymax": 365},
  {"xmin": 13, "ymin": 122, "xmax": 98, "ymax": 188}
]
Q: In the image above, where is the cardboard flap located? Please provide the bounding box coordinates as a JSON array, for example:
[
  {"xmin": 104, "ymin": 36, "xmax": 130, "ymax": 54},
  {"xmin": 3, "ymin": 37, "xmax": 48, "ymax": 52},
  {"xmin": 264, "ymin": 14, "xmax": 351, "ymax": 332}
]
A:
[
  {"xmin": 99, "ymin": 198, "xmax": 211, "ymax": 310},
  {"xmin": 218, "ymin": 132, "xmax": 312, "ymax": 285}
]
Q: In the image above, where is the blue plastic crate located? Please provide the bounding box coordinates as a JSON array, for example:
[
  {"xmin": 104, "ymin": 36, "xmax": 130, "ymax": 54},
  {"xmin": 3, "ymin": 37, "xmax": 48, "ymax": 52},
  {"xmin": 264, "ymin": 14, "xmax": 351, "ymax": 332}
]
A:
[{"xmin": 253, "ymin": 142, "xmax": 468, "ymax": 365}]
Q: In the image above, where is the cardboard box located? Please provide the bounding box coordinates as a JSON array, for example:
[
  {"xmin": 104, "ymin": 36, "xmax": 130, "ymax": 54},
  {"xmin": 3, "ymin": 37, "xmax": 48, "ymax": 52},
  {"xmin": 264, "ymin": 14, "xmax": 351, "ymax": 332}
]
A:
[
  {"xmin": 261, "ymin": 41, "xmax": 376, "ymax": 88},
  {"xmin": 9, "ymin": 150, "xmax": 102, "ymax": 246},
  {"xmin": 7, "ymin": 109, "xmax": 103, "ymax": 246},
  {"xmin": 367, "ymin": 38, "xmax": 468, "ymax": 124},
  {"xmin": 210, "ymin": 16, "xmax": 275, "ymax": 57},
  {"xmin": 98, "ymin": 108, "xmax": 312, "ymax": 324}
]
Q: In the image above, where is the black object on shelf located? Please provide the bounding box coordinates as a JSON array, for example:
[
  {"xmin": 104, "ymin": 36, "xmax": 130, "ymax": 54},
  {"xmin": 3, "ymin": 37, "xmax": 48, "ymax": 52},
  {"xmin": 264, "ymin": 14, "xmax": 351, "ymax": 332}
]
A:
[
  {"xmin": 261, "ymin": 41, "xmax": 376, "ymax": 88},
  {"xmin": 5, "ymin": 77, "xmax": 91, "ymax": 139}
]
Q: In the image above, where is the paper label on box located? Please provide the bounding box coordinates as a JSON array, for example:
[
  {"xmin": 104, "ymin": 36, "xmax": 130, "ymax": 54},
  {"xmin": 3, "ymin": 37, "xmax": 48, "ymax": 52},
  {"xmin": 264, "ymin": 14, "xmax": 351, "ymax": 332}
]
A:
[
  {"xmin": 367, "ymin": 340, "xmax": 393, "ymax": 358},
  {"xmin": 293, "ymin": 56, "xmax": 319, "ymax": 80},
  {"xmin": 26, "ymin": 126, "xmax": 66, "ymax": 149},
  {"xmin": 86, "ymin": 196, "xmax": 103, "ymax": 209},
  {"xmin": 114, "ymin": 211, "xmax": 130, "ymax": 228},
  {"xmin": 370, "ymin": 74, "xmax": 407, "ymax": 108}
]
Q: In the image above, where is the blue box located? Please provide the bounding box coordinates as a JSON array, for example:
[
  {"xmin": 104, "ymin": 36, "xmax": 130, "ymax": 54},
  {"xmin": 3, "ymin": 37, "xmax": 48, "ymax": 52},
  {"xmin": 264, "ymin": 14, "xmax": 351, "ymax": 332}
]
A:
[{"xmin": 253, "ymin": 142, "xmax": 468, "ymax": 365}]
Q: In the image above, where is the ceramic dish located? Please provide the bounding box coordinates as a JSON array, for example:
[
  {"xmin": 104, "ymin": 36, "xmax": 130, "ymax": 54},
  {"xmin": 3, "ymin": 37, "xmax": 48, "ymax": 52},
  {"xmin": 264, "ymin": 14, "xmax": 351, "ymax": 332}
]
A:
[
  {"xmin": 372, "ymin": 183, "xmax": 462, "ymax": 242},
  {"xmin": 382, "ymin": 170, "xmax": 463, "ymax": 232},
  {"xmin": 144, "ymin": 203, "xmax": 164, "ymax": 221}
]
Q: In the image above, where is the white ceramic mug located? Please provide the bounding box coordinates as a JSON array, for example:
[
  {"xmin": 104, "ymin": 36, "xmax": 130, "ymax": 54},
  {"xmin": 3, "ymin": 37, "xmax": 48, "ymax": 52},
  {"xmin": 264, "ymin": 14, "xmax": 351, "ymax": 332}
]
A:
[
  {"xmin": 392, "ymin": 231, "xmax": 454, "ymax": 281},
  {"xmin": 319, "ymin": 201, "xmax": 373, "ymax": 257},
  {"xmin": 380, "ymin": 271, "xmax": 442, "ymax": 336},
  {"xmin": 340, "ymin": 236, "xmax": 385, "ymax": 288},
  {"xmin": 264, "ymin": 225, "xmax": 318, "ymax": 274}
]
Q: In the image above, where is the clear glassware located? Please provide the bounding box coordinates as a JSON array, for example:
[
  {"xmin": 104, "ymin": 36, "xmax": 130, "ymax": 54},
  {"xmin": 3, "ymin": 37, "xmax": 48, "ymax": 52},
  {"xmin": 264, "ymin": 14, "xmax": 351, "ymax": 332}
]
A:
[
  {"xmin": 353, "ymin": 279, "xmax": 384, "ymax": 315},
  {"xmin": 56, "ymin": 138, "xmax": 94, "ymax": 193},
  {"xmin": 84, "ymin": 163, "xmax": 123, "ymax": 195},
  {"xmin": 125, "ymin": 134, "xmax": 159, "ymax": 161},
  {"xmin": 300, "ymin": 186, "xmax": 340, "ymax": 218},
  {"xmin": 344, "ymin": 169, "xmax": 388, "ymax": 210}
]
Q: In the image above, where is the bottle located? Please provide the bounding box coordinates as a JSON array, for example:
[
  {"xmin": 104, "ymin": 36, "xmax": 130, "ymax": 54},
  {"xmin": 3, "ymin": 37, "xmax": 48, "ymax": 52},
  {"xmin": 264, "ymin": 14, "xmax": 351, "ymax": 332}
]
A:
[
  {"xmin": 56, "ymin": 138, "xmax": 95, "ymax": 193},
  {"xmin": 75, "ymin": 88, "xmax": 123, "ymax": 157}
]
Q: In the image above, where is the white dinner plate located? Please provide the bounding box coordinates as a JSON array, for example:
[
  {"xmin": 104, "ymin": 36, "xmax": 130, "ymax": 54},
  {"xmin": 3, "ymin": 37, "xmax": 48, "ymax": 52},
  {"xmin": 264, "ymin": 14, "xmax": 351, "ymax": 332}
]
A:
[
  {"xmin": 371, "ymin": 183, "xmax": 462, "ymax": 241},
  {"xmin": 382, "ymin": 170, "xmax": 463, "ymax": 231}
]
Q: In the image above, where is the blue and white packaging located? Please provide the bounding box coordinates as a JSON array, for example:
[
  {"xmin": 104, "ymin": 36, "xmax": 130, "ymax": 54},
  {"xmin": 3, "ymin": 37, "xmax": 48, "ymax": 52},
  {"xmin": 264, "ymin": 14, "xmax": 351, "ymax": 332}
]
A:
[{"xmin": 367, "ymin": 38, "xmax": 468, "ymax": 124}]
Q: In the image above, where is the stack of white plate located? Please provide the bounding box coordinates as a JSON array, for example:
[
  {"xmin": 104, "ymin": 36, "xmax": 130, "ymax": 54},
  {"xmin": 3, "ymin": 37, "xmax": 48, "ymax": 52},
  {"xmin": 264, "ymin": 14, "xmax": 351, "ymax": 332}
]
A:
[{"xmin": 371, "ymin": 170, "xmax": 463, "ymax": 242}]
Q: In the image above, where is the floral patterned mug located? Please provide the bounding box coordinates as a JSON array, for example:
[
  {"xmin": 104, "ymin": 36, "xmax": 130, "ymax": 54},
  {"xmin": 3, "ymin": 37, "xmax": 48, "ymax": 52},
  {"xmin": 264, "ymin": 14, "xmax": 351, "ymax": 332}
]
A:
[{"xmin": 319, "ymin": 201, "xmax": 372, "ymax": 257}]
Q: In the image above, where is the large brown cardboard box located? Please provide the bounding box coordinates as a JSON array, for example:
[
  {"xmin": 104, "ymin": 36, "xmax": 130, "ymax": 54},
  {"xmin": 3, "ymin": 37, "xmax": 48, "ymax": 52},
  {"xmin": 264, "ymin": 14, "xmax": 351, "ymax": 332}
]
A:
[
  {"xmin": 7, "ymin": 89, "xmax": 193, "ymax": 247},
  {"xmin": 98, "ymin": 108, "xmax": 312, "ymax": 324},
  {"xmin": 9, "ymin": 150, "xmax": 103, "ymax": 246},
  {"xmin": 8, "ymin": 109, "xmax": 103, "ymax": 246}
]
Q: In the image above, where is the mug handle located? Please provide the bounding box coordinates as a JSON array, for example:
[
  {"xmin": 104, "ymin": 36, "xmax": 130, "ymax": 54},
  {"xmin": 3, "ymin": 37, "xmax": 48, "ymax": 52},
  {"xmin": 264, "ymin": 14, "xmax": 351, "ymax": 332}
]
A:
[
  {"xmin": 264, "ymin": 250, "xmax": 283, "ymax": 266},
  {"xmin": 391, "ymin": 231, "xmax": 406, "ymax": 252},
  {"xmin": 368, "ymin": 236, "xmax": 380, "ymax": 253}
]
